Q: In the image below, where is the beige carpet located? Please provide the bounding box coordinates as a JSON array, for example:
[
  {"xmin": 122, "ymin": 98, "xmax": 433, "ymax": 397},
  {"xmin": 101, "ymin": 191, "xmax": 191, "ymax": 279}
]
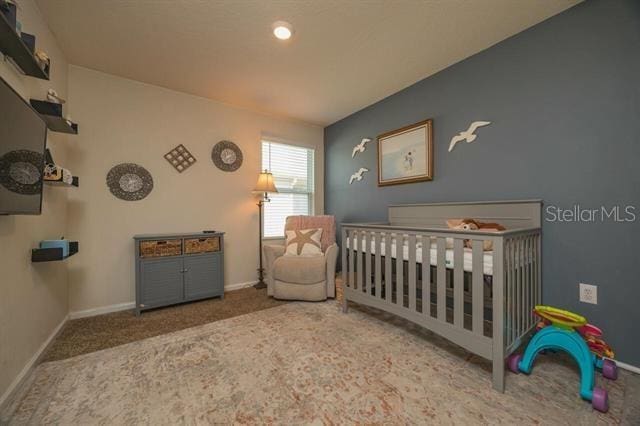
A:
[{"xmin": 2, "ymin": 302, "xmax": 639, "ymax": 424}]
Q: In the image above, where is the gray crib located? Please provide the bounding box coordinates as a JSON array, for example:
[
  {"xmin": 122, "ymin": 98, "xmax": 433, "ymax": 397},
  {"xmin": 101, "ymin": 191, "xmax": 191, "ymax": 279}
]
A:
[{"xmin": 341, "ymin": 200, "xmax": 542, "ymax": 392}]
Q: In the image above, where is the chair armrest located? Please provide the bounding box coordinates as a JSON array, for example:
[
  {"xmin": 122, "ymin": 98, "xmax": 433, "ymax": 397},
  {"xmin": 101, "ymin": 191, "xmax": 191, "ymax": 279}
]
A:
[
  {"xmin": 263, "ymin": 244, "xmax": 285, "ymax": 296},
  {"xmin": 324, "ymin": 243, "xmax": 339, "ymax": 298}
]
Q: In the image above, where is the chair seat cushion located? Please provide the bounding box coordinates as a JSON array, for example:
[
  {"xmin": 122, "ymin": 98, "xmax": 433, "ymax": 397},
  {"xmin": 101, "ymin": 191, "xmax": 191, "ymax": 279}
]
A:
[{"xmin": 273, "ymin": 254, "xmax": 326, "ymax": 284}]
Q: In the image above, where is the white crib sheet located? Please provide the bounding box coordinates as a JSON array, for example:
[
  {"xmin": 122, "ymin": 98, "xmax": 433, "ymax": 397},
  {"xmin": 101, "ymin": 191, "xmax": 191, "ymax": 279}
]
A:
[{"xmin": 346, "ymin": 239, "xmax": 494, "ymax": 275}]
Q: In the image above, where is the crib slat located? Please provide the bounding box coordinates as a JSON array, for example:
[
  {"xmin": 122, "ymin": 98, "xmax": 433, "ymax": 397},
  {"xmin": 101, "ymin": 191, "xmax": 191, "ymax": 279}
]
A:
[
  {"xmin": 408, "ymin": 234, "xmax": 417, "ymax": 312},
  {"xmin": 396, "ymin": 234, "xmax": 404, "ymax": 307},
  {"xmin": 516, "ymin": 237, "xmax": 522, "ymax": 337},
  {"xmin": 524, "ymin": 236, "xmax": 533, "ymax": 329},
  {"xmin": 519, "ymin": 237, "xmax": 529, "ymax": 336},
  {"xmin": 453, "ymin": 238, "xmax": 464, "ymax": 328},
  {"xmin": 421, "ymin": 235, "xmax": 430, "ymax": 316},
  {"xmin": 536, "ymin": 234, "xmax": 541, "ymax": 307},
  {"xmin": 492, "ymin": 238, "xmax": 505, "ymax": 392},
  {"xmin": 342, "ymin": 228, "xmax": 348, "ymax": 288},
  {"xmin": 472, "ymin": 239, "xmax": 484, "ymax": 335},
  {"xmin": 374, "ymin": 232, "xmax": 382, "ymax": 298},
  {"xmin": 356, "ymin": 230, "xmax": 363, "ymax": 291},
  {"xmin": 365, "ymin": 231, "xmax": 371, "ymax": 295},
  {"xmin": 385, "ymin": 233, "xmax": 392, "ymax": 303},
  {"xmin": 510, "ymin": 238, "xmax": 515, "ymax": 344},
  {"xmin": 349, "ymin": 230, "xmax": 356, "ymax": 289},
  {"xmin": 437, "ymin": 237, "xmax": 446, "ymax": 322}
]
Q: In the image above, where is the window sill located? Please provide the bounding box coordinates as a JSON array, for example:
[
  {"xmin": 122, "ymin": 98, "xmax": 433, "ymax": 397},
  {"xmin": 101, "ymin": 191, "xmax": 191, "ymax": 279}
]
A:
[{"xmin": 263, "ymin": 236, "xmax": 285, "ymax": 241}]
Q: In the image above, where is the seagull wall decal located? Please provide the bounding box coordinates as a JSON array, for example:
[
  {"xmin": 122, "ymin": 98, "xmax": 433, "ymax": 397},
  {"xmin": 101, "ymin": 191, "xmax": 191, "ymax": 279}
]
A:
[
  {"xmin": 352, "ymin": 138, "xmax": 371, "ymax": 158},
  {"xmin": 448, "ymin": 121, "xmax": 491, "ymax": 152},
  {"xmin": 349, "ymin": 167, "xmax": 369, "ymax": 184}
]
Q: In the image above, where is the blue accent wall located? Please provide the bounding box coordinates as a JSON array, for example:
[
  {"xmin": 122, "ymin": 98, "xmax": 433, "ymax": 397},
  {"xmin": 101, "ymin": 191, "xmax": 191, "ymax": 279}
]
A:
[{"xmin": 324, "ymin": 0, "xmax": 640, "ymax": 365}]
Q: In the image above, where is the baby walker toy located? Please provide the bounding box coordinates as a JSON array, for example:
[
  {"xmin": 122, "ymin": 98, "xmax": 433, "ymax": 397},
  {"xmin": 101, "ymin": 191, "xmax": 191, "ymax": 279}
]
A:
[{"xmin": 507, "ymin": 305, "xmax": 617, "ymax": 413}]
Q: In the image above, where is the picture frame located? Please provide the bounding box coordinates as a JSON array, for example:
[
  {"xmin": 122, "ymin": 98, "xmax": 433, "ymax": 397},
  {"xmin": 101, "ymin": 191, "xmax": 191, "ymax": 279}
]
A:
[{"xmin": 377, "ymin": 118, "xmax": 433, "ymax": 186}]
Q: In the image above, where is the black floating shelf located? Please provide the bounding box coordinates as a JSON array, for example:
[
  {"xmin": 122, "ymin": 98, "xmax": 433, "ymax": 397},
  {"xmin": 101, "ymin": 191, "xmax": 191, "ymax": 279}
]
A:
[
  {"xmin": 40, "ymin": 114, "xmax": 78, "ymax": 134},
  {"xmin": 0, "ymin": 11, "xmax": 49, "ymax": 80},
  {"xmin": 30, "ymin": 100, "xmax": 78, "ymax": 134},
  {"xmin": 31, "ymin": 242, "xmax": 79, "ymax": 263},
  {"xmin": 44, "ymin": 175, "xmax": 79, "ymax": 187}
]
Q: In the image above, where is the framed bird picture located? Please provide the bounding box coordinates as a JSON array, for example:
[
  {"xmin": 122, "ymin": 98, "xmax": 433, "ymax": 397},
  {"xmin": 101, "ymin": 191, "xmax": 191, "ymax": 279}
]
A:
[{"xmin": 377, "ymin": 118, "xmax": 433, "ymax": 186}]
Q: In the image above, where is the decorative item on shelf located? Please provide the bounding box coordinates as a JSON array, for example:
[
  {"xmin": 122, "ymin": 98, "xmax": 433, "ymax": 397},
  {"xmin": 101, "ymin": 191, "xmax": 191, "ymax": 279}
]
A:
[
  {"xmin": 349, "ymin": 167, "xmax": 369, "ymax": 185},
  {"xmin": 34, "ymin": 49, "xmax": 50, "ymax": 74},
  {"xmin": 43, "ymin": 148, "xmax": 78, "ymax": 187},
  {"xmin": 378, "ymin": 118, "xmax": 433, "ymax": 186},
  {"xmin": 106, "ymin": 163, "xmax": 154, "ymax": 201},
  {"xmin": 448, "ymin": 121, "xmax": 491, "ymax": 152},
  {"xmin": 211, "ymin": 140, "xmax": 242, "ymax": 172},
  {"xmin": 351, "ymin": 138, "xmax": 371, "ymax": 158},
  {"xmin": 46, "ymin": 88, "xmax": 66, "ymax": 104},
  {"xmin": 0, "ymin": 149, "xmax": 44, "ymax": 194},
  {"xmin": 252, "ymin": 169, "xmax": 278, "ymax": 289},
  {"xmin": 164, "ymin": 144, "xmax": 196, "ymax": 173}
]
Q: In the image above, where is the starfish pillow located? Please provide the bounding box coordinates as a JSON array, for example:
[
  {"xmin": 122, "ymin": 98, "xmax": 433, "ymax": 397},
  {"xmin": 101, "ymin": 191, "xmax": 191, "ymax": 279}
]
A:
[{"xmin": 284, "ymin": 228, "xmax": 323, "ymax": 257}]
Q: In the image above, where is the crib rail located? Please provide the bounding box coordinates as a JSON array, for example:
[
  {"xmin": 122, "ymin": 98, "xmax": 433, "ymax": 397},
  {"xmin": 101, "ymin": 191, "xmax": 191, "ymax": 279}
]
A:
[{"xmin": 341, "ymin": 223, "xmax": 541, "ymax": 391}]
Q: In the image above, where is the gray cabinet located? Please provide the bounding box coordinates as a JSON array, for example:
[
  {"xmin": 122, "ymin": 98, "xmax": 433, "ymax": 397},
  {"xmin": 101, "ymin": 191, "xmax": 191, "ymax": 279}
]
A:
[{"xmin": 134, "ymin": 232, "xmax": 225, "ymax": 315}]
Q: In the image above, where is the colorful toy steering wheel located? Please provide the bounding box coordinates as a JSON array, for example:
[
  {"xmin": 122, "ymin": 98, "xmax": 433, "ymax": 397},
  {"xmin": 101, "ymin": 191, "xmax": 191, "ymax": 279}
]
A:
[{"xmin": 534, "ymin": 305, "xmax": 587, "ymax": 329}]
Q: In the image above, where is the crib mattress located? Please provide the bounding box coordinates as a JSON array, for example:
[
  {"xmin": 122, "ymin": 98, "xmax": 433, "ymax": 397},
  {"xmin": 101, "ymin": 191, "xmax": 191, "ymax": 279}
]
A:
[{"xmin": 347, "ymin": 239, "xmax": 494, "ymax": 275}]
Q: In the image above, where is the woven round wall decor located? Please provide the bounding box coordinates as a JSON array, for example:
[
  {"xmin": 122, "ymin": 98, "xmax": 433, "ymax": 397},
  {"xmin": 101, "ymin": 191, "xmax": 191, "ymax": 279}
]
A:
[
  {"xmin": 211, "ymin": 140, "xmax": 243, "ymax": 172},
  {"xmin": 0, "ymin": 150, "xmax": 44, "ymax": 195},
  {"xmin": 106, "ymin": 163, "xmax": 154, "ymax": 201}
]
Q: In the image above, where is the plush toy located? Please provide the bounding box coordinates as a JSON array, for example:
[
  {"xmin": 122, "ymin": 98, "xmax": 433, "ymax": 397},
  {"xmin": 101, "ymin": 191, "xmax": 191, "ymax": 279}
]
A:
[{"xmin": 446, "ymin": 218, "xmax": 506, "ymax": 250}]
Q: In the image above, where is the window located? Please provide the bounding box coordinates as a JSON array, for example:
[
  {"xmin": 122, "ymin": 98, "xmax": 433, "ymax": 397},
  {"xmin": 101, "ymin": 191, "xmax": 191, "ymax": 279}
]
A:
[{"xmin": 261, "ymin": 140, "xmax": 315, "ymax": 238}]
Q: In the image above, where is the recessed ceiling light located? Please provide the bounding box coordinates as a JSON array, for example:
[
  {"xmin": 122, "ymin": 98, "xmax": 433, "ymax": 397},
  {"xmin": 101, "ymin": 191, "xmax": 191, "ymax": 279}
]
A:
[{"xmin": 272, "ymin": 21, "xmax": 293, "ymax": 40}]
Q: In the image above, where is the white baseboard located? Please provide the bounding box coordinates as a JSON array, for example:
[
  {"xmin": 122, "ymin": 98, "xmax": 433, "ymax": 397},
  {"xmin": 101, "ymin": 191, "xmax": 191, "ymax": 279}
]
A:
[
  {"xmin": 616, "ymin": 360, "xmax": 640, "ymax": 375},
  {"xmin": 68, "ymin": 281, "xmax": 259, "ymax": 320},
  {"xmin": 0, "ymin": 314, "xmax": 68, "ymax": 413},
  {"xmin": 68, "ymin": 302, "xmax": 136, "ymax": 319},
  {"xmin": 225, "ymin": 280, "xmax": 258, "ymax": 291}
]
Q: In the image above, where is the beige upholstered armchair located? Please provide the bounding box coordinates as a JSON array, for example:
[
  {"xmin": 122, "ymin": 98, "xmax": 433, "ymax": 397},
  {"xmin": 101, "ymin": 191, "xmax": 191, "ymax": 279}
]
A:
[{"xmin": 263, "ymin": 215, "xmax": 338, "ymax": 301}]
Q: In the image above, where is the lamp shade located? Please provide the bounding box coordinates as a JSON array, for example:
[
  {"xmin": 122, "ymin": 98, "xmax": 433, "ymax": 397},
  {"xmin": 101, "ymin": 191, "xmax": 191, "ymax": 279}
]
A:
[{"xmin": 253, "ymin": 170, "xmax": 277, "ymax": 193}]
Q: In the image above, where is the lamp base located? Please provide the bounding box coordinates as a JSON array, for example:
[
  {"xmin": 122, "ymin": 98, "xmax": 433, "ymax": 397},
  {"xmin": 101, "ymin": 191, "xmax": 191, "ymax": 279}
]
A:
[{"xmin": 254, "ymin": 280, "xmax": 267, "ymax": 289}]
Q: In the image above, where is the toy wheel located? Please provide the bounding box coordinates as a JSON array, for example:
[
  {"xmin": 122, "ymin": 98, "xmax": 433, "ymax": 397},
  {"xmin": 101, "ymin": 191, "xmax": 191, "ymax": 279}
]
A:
[
  {"xmin": 602, "ymin": 359, "xmax": 618, "ymax": 381},
  {"xmin": 591, "ymin": 387, "xmax": 609, "ymax": 413},
  {"xmin": 507, "ymin": 354, "xmax": 522, "ymax": 374}
]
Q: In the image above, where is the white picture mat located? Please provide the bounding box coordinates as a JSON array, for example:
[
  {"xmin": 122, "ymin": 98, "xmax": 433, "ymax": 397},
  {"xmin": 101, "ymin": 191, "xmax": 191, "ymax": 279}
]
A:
[{"xmin": 379, "ymin": 125, "xmax": 428, "ymax": 181}]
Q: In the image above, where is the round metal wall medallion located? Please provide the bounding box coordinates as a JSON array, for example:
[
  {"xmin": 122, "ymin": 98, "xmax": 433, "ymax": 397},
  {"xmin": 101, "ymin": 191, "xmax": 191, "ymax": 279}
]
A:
[
  {"xmin": 106, "ymin": 163, "xmax": 154, "ymax": 201},
  {"xmin": 0, "ymin": 150, "xmax": 44, "ymax": 195},
  {"xmin": 211, "ymin": 140, "xmax": 243, "ymax": 172}
]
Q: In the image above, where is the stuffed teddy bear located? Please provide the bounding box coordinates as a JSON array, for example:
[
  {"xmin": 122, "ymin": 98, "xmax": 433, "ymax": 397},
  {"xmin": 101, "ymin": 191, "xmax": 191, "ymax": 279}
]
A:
[{"xmin": 446, "ymin": 219, "xmax": 506, "ymax": 251}]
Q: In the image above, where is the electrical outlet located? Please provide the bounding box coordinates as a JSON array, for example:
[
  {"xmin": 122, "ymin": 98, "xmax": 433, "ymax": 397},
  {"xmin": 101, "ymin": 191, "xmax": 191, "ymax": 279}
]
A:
[{"xmin": 580, "ymin": 283, "xmax": 598, "ymax": 304}]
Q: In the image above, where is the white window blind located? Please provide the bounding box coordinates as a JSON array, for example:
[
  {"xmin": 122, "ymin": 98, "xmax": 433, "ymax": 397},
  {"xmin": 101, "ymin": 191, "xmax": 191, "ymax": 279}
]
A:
[{"xmin": 261, "ymin": 140, "xmax": 315, "ymax": 238}]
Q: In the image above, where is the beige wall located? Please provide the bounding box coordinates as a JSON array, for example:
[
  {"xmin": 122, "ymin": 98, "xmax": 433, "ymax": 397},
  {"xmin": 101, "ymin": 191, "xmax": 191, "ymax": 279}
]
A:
[
  {"xmin": 66, "ymin": 66, "xmax": 324, "ymax": 314},
  {"xmin": 0, "ymin": 0, "xmax": 69, "ymax": 404}
]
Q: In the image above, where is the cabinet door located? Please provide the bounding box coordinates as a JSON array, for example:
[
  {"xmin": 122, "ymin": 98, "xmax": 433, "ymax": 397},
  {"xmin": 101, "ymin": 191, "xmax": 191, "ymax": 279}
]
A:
[
  {"xmin": 184, "ymin": 254, "xmax": 223, "ymax": 300},
  {"xmin": 140, "ymin": 257, "xmax": 184, "ymax": 307}
]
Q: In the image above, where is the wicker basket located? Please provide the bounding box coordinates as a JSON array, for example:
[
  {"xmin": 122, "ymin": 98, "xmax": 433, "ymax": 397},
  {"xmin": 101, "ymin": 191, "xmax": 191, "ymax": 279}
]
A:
[
  {"xmin": 139, "ymin": 239, "xmax": 182, "ymax": 258},
  {"xmin": 184, "ymin": 237, "xmax": 220, "ymax": 254},
  {"xmin": 335, "ymin": 276, "xmax": 344, "ymax": 304}
]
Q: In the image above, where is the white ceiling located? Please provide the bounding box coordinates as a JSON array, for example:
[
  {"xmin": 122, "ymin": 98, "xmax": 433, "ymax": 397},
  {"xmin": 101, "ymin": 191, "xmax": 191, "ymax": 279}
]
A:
[{"xmin": 36, "ymin": 0, "xmax": 580, "ymax": 126}]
